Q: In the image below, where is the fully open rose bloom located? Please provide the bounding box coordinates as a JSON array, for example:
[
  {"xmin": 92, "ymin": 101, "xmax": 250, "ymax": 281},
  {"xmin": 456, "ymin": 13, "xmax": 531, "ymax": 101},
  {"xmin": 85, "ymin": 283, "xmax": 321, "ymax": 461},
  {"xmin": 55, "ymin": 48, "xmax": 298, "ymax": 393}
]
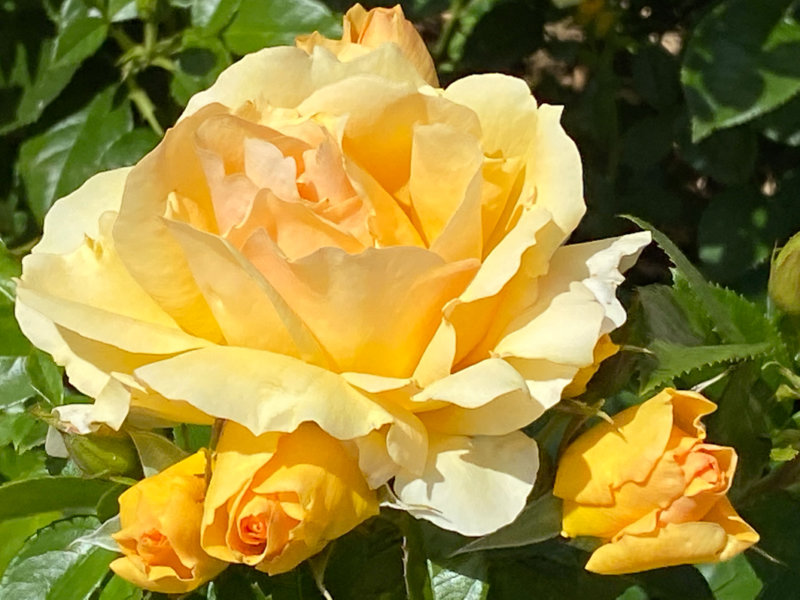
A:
[
  {"xmin": 15, "ymin": 5, "xmax": 649, "ymax": 535},
  {"xmin": 111, "ymin": 451, "xmax": 226, "ymax": 592},
  {"xmin": 202, "ymin": 422, "xmax": 377, "ymax": 574},
  {"xmin": 554, "ymin": 388, "xmax": 759, "ymax": 574}
]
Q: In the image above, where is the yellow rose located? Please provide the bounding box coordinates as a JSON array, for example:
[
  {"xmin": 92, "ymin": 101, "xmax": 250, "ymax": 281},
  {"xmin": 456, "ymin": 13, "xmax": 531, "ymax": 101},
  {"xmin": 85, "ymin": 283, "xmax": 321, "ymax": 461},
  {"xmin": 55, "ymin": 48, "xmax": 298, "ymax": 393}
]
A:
[
  {"xmin": 553, "ymin": 388, "xmax": 759, "ymax": 574},
  {"xmin": 15, "ymin": 5, "xmax": 649, "ymax": 535},
  {"xmin": 201, "ymin": 422, "xmax": 377, "ymax": 574},
  {"xmin": 111, "ymin": 451, "xmax": 226, "ymax": 593}
]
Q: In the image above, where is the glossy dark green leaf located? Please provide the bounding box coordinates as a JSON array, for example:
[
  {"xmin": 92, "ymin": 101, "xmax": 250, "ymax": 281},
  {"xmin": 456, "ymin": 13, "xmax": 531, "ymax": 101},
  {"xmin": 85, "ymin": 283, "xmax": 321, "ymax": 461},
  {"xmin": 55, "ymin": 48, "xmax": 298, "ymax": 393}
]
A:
[
  {"xmin": 0, "ymin": 516, "xmax": 115, "ymax": 600},
  {"xmin": 192, "ymin": 0, "xmax": 242, "ymax": 33},
  {"xmin": 625, "ymin": 217, "xmax": 744, "ymax": 344},
  {"xmin": 429, "ymin": 554, "xmax": 488, "ymax": 600},
  {"xmin": 0, "ymin": 512, "xmax": 60, "ymax": 575},
  {"xmin": 98, "ymin": 127, "xmax": 159, "ymax": 172},
  {"xmin": 52, "ymin": 14, "xmax": 108, "ymax": 68},
  {"xmin": 0, "ymin": 244, "xmax": 20, "ymax": 306},
  {"xmin": 18, "ymin": 86, "xmax": 132, "ymax": 224},
  {"xmin": 696, "ymin": 555, "xmax": 762, "ymax": 600},
  {"xmin": 25, "ymin": 350, "xmax": 63, "ymax": 407},
  {"xmin": 681, "ymin": 0, "xmax": 800, "ymax": 141},
  {"xmin": 454, "ymin": 492, "xmax": 561, "ymax": 554},
  {"xmin": 643, "ymin": 341, "xmax": 771, "ymax": 395},
  {"xmin": 170, "ymin": 30, "xmax": 231, "ymax": 106},
  {"xmin": 741, "ymin": 492, "xmax": 800, "ymax": 599},
  {"xmin": 0, "ymin": 477, "xmax": 123, "ymax": 519},
  {"xmin": 223, "ymin": 0, "xmax": 341, "ymax": 54},
  {"xmin": 706, "ymin": 363, "xmax": 771, "ymax": 496},
  {"xmin": 0, "ymin": 357, "xmax": 34, "ymax": 408},
  {"xmin": 323, "ymin": 517, "xmax": 405, "ymax": 600}
]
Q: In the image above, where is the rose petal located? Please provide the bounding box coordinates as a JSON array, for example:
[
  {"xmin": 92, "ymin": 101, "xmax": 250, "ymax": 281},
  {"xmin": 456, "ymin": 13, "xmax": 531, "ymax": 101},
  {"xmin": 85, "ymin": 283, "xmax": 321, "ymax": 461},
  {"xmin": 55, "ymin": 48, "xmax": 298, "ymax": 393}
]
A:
[
  {"xmin": 242, "ymin": 232, "xmax": 477, "ymax": 377},
  {"xmin": 394, "ymin": 431, "xmax": 539, "ymax": 536},
  {"xmin": 584, "ymin": 521, "xmax": 730, "ymax": 575},
  {"xmin": 34, "ymin": 168, "xmax": 131, "ymax": 255},
  {"xmin": 133, "ymin": 345, "xmax": 393, "ymax": 439},
  {"xmin": 553, "ymin": 391, "xmax": 676, "ymax": 505}
]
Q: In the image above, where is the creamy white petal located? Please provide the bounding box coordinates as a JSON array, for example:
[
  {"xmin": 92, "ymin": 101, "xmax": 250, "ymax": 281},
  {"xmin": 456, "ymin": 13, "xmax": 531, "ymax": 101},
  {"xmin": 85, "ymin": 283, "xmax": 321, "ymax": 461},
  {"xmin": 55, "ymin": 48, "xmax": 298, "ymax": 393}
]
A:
[{"xmin": 394, "ymin": 432, "xmax": 539, "ymax": 536}]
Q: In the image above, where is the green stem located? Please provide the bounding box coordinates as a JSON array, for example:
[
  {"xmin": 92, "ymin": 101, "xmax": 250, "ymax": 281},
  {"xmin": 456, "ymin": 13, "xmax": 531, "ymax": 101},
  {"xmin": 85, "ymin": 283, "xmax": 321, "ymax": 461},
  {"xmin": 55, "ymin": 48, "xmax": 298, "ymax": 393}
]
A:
[
  {"xmin": 125, "ymin": 77, "xmax": 164, "ymax": 136},
  {"xmin": 433, "ymin": 0, "xmax": 468, "ymax": 63}
]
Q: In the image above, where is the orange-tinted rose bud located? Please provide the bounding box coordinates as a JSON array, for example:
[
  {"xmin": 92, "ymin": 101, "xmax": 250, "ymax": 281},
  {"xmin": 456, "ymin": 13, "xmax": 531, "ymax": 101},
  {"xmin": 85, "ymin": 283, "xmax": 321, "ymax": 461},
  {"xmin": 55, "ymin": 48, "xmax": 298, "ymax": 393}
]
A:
[
  {"xmin": 111, "ymin": 451, "xmax": 226, "ymax": 593},
  {"xmin": 554, "ymin": 388, "xmax": 758, "ymax": 574},
  {"xmin": 201, "ymin": 422, "xmax": 378, "ymax": 575},
  {"xmin": 296, "ymin": 3, "xmax": 438, "ymax": 86}
]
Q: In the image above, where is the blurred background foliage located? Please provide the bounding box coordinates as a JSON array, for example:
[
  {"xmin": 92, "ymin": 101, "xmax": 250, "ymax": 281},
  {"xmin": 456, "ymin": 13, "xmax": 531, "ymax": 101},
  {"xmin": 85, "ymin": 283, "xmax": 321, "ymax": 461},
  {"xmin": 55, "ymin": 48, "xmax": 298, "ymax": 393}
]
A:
[{"xmin": 2, "ymin": 0, "xmax": 800, "ymax": 599}]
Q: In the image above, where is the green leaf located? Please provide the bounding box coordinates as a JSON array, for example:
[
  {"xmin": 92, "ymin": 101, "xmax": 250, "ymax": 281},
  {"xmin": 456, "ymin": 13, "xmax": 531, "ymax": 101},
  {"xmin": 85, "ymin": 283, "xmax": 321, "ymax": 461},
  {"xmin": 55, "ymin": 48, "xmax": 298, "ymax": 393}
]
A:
[
  {"xmin": 128, "ymin": 429, "xmax": 188, "ymax": 477},
  {"xmin": 429, "ymin": 554, "xmax": 488, "ymax": 600},
  {"xmin": 1, "ymin": 0, "xmax": 110, "ymax": 132},
  {"xmin": 626, "ymin": 216, "xmax": 745, "ymax": 344},
  {"xmin": 25, "ymin": 350, "xmax": 63, "ymax": 407},
  {"xmin": 0, "ymin": 357, "xmax": 34, "ymax": 408},
  {"xmin": 0, "ymin": 516, "xmax": 115, "ymax": 600},
  {"xmin": 98, "ymin": 575, "xmax": 142, "ymax": 600},
  {"xmin": 643, "ymin": 341, "xmax": 771, "ymax": 395},
  {"xmin": 106, "ymin": 0, "xmax": 138, "ymax": 22},
  {"xmin": 740, "ymin": 491, "xmax": 800, "ymax": 598},
  {"xmin": 0, "ymin": 244, "xmax": 20, "ymax": 306},
  {"xmin": 696, "ymin": 554, "xmax": 763, "ymax": 600},
  {"xmin": 453, "ymin": 492, "xmax": 561, "ymax": 554},
  {"xmin": 52, "ymin": 13, "xmax": 108, "ymax": 68},
  {"xmin": 99, "ymin": 128, "xmax": 159, "ymax": 171},
  {"xmin": 0, "ymin": 407, "xmax": 46, "ymax": 451},
  {"xmin": 323, "ymin": 517, "xmax": 405, "ymax": 600},
  {"xmin": 18, "ymin": 86, "xmax": 132, "ymax": 224},
  {"xmin": 681, "ymin": 0, "xmax": 800, "ymax": 141},
  {"xmin": 759, "ymin": 92, "xmax": 800, "ymax": 146},
  {"xmin": 678, "ymin": 126, "xmax": 757, "ymax": 186},
  {"xmin": 0, "ymin": 512, "xmax": 60, "ymax": 575},
  {"xmin": 636, "ymin": 284, "xmax": 707, "ymax": 346},
  {"xmin": 0, "ymin": 307, "xmax": 31, "ymax": 357},
  {"xmin": 0, "ymin": 446, "xmax": 49, "ymax": 481},
  {"xmin": 192, "ymin": 0, "xmax": 242, "ymax": 33},
  {"xmin": 172, "ymin": 424, "xmax": 211, "ymax": 453},
  {"xmin": 223, "ymin": 0, "xmax": 341, "ymax": 55},
  {"xmin": 170, "ymin": 30, "xmax": 232, "ymax": 106},
  {"xmin": 707, "ymin": 362, "xmax": 771, "ymax": 495},
  {"xmin": 0, "ymin": 38, "xmax": 82, "ymax": 133},
  {"xmin": 0, "ymin": 477, "xmax": 123, "ymax": 520}
]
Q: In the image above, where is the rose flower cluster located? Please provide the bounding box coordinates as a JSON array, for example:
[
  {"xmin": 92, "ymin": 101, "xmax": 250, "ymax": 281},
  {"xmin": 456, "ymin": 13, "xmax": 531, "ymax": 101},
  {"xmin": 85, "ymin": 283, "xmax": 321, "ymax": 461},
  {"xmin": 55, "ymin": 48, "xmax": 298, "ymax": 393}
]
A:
[{"xmin": 14, "ymin": 3, "xmax": 756, "ymax": 592}]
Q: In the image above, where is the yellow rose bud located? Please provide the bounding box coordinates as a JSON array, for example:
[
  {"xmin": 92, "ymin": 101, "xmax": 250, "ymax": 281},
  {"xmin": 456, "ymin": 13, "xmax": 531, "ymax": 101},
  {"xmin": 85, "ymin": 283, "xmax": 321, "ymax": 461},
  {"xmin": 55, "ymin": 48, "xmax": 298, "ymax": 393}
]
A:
[
  {"xmin": 111, "ymin": 451, "xmax": 226, "ymax": 593},
  {"xmin": 554, "ymin": 388, "xmax": 759, "ymax": 575},
  {"xmin": 201, "ymin": 422, "xmax": 378, "ymax": 574},
  {"xmin": 769, "ymin": 230, "xmax": 800, "ymax": 313},
  {"xmin": 296, "ymin": 3, "xmax": 438, "ymax": 86}
]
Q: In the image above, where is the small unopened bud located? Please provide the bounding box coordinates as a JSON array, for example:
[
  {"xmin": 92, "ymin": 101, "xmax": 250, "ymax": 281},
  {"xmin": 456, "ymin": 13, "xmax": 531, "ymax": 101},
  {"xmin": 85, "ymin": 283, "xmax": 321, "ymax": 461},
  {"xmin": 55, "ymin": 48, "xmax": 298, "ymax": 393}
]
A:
[
  {"xmin": 769, "ymin": 231, "xmax": 800, "ymax": 313},
  {"xmin": 62, "ymin": 430, "xmax": 141, "ymax": 477}
]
